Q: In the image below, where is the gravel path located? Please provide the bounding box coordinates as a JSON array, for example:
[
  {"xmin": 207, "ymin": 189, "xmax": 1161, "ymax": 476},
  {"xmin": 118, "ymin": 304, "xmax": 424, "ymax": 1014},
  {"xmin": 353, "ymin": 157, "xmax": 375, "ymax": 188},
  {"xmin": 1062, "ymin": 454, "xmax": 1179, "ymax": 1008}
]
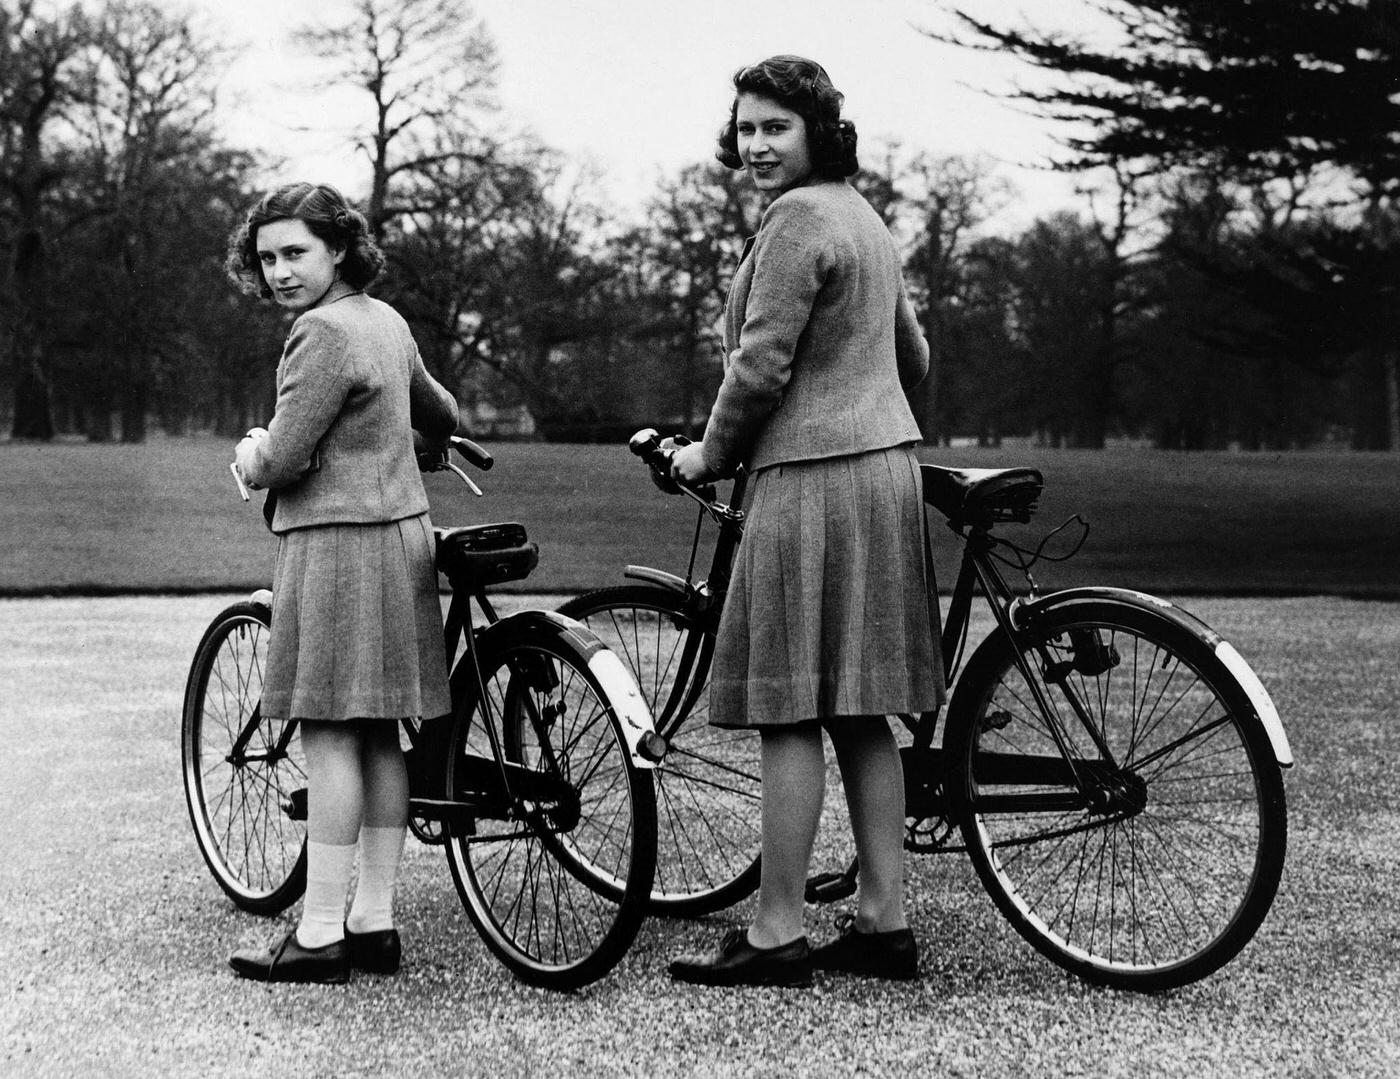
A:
[{"xmin": 2, "ymin": 595, "xmax": 1397, "ymax": 1077}]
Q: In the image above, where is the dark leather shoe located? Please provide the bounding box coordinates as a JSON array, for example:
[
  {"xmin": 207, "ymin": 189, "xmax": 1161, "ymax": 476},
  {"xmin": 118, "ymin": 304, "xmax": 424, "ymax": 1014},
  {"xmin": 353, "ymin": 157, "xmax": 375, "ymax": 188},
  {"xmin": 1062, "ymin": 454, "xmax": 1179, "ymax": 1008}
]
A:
[
  {"xmin": 811, "ymin": 914, "xmax": 918, "ymax": 980},
  {"xmin": 668, "ymin": 929, "xmax": 812, "ymax": 987},
  {"xmin": 344, "ymin": 925, "xmax": 401, "ymax": 974},
  {"xmin": 229, "ymin": 930, "xmax": 349, "ymax": 985}
]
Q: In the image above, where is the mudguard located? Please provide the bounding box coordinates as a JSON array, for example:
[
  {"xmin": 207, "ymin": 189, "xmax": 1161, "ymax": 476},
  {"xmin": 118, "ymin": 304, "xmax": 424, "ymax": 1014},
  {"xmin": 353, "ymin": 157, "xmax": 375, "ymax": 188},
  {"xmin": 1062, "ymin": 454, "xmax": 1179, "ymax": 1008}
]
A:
[
  {"xmin": 622, "ymin": 565, "xmax": 688, "ymax": 595},
  {"xmin": 1010, "ymin": 586, "xmax": 1293, "ymax": 768},
  {"xmin": 474, "ymin": 610, "xmax": 662, "ymax": 770}
]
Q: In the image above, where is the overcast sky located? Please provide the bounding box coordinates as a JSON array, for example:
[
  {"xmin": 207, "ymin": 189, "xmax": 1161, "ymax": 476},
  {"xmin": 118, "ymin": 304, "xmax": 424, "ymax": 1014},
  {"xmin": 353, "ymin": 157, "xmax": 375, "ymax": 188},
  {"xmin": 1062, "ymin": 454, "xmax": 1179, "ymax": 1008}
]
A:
[{"xmin": 197, "ymin": 0, "xmax": 1112, "ymax": 227}]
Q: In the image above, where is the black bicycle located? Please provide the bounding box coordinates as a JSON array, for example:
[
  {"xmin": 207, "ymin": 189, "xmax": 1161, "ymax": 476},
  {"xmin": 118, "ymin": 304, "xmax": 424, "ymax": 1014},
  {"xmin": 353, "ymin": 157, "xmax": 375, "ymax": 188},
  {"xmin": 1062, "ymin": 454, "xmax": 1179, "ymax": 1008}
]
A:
[
  {"xmin": 182, "ymin": 436, "xmax": 662, "ymax": 990},
  {"xmin": 561, "ymin": 429, "xmax": 1293, "ymax": 991}
]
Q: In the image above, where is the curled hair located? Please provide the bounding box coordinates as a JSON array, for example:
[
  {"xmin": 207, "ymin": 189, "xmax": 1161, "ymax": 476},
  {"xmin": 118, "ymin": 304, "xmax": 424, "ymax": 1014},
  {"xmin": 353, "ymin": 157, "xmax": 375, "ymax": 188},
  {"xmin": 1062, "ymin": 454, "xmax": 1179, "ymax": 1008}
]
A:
[
  {"xmin": 715, "ymin": 55, "xmax": 858, "ymax": 179},
  {"xmin": 225, "ymin": 182, "xmax": 386, "ymax": 299}
]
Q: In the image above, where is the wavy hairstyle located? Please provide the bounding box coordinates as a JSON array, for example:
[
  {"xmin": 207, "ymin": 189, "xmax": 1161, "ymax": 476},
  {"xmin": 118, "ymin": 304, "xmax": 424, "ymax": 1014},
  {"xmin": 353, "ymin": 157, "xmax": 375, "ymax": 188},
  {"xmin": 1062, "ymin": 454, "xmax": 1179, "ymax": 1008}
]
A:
[
  {"xmin": 715, "ymin": 55, "xmax": 858, "ymax": 179},
  {"xmin": 225, "ymin": 182, "xmax": 385, "ymax": 299}
]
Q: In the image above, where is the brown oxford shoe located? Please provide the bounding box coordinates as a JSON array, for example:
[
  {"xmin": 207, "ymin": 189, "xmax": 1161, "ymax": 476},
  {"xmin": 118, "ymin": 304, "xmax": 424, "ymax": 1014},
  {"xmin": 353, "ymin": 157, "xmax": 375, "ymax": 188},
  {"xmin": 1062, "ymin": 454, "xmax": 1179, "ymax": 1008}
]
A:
[
  {"xmin": 668, "ymin": 928, "xmax": 813, "ymax": 988},
  {"xmin": 229, "ymin": 930, "xmax": 349, "ymax": 985}
]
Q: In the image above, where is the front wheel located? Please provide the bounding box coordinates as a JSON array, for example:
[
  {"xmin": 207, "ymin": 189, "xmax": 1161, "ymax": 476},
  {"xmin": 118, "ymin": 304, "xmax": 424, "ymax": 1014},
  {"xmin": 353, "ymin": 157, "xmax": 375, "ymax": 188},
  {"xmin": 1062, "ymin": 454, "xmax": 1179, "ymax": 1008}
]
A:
[
  {"xmin": 443, "ymin": 625, "xmax": 657, "ymax": 990},
  {"xmin": 558, "ymin": 586, "xmax": 762, "ymax": 916},
  {"xmin": 181, "ymin": 601, "xmax": 307, "ymax": 914},
  {"xmin": 944, "ymin": 598, "xmax": 1287, "ymax": 991}
]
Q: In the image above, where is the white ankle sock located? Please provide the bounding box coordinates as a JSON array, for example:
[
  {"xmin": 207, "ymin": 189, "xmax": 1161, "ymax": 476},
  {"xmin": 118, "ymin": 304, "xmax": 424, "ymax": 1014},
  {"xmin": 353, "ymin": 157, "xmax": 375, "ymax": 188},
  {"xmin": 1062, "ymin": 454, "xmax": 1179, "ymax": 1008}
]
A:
[
  {"xmin": 345, "ymin": 825, "xmax": 407, "ymax": 934},
  {"xmin": 296, "ymin": 840, "xmax": 356, "ymax": 949}
]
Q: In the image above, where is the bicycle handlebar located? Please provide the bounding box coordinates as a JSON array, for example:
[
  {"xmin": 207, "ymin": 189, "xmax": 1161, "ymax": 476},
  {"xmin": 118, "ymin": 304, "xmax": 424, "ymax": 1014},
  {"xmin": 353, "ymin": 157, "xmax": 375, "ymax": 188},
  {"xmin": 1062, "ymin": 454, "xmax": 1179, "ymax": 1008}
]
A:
[
  {"xmin": 628, "ymin": 427, "xmax": 718, "ymax": 503},
  {"xmin": 418, "ymin": 435, "xmax": 493, "ymax": 497},
  {"xmin": 451, "ymin": 435, "xmax": 493, "ymax": 472}
]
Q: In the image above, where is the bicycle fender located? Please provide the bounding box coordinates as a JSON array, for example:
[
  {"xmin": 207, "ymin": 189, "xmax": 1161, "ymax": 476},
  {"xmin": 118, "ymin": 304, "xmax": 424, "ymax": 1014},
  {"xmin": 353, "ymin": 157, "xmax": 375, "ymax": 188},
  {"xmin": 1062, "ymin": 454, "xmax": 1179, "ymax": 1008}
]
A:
[
  {"xmin": 1011, "ymin": 587, "xmax": 1293, "ymax": 768},
  {"xmin": 480, "ymin": 611, "xmax": 663, "ymax": 770},
  {"xmin": 621, "ymin": 565, "xmax": 688, "ymax": 595},
  {"xmin": 248, "ymin": 588, "xmax": 273, "ymax": 614}
]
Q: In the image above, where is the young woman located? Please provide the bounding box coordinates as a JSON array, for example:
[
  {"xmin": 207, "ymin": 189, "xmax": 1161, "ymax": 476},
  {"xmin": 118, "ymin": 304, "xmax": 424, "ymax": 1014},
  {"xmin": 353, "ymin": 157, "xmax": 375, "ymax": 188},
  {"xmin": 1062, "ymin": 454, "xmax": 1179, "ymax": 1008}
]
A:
[
  {"xmin": 667, "ymin": 57, "xmax": 944, "ymax": 987},
  {"xmin": 224, "ymin": 182, "xmax": 458, "ymax": 983}
]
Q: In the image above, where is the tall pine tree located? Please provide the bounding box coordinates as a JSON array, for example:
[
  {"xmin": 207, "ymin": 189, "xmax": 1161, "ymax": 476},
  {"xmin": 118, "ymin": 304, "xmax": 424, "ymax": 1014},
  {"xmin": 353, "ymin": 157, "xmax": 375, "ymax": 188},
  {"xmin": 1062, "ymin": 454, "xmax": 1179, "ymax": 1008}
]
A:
[{"xmin": 937, "ymin": 0, "xmax": 1400, "ymax": 448}]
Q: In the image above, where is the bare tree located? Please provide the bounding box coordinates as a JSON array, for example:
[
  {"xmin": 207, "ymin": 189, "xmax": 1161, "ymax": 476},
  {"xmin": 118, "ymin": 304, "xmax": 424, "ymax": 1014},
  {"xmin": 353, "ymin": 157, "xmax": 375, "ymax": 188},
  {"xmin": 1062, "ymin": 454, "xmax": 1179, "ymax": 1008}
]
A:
[
  {"xmin": 895, "ymin": 152, "xmax": 1011, "ymax": 442},
  {"xmin": 641, "ymin": 163, "xmax": 760, "ymax": 435},
  {"xmin": 0, "ymin": 0, "xmax": 92, "ymax": 439},
  {"xmin": 293, "ymin": 0, "xmax": 499, "ymax": 240},
  {"xmin": 70, "ymin": 0, "xmax": 229, "ymax": 441}
]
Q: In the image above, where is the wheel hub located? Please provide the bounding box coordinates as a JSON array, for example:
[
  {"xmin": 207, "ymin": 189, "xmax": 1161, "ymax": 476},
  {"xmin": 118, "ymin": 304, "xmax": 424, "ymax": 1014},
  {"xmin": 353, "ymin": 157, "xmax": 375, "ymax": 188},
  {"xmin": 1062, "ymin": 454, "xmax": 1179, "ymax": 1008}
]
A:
[{"xmin": 1087, "ymin": 770, "xmax": 1147, "ymax": 817}]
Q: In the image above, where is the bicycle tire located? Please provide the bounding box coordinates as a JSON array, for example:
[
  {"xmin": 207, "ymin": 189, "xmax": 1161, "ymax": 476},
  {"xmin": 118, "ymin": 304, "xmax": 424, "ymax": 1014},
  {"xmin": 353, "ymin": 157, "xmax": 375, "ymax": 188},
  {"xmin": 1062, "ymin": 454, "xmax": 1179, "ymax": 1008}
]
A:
[
  {"xmin": 944, "ymin": 597, "xmax": 1287, "ymax": 991},
  {"xmin": 181, "ymin": 601, "xmax": 307, "ymax": 914},
  {"xmin": 442, "ymin": 620, "xmax": 657, "ymax": 990},
  {"xmin": 559, "ymin": 586, "xmax": 763, "ymax": 916}
]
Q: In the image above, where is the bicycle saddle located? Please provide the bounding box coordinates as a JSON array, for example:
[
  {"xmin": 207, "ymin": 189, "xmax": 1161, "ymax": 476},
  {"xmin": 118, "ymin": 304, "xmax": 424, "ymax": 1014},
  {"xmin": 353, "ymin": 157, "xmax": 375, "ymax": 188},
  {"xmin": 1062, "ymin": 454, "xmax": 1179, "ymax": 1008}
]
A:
[
  {"xmin": 435, "ymin": 523, "xmax": 539, "ymax": 587},
  {"xmin": 921, "ymin": 465, "xmax": 1043, "ymax": 526}
]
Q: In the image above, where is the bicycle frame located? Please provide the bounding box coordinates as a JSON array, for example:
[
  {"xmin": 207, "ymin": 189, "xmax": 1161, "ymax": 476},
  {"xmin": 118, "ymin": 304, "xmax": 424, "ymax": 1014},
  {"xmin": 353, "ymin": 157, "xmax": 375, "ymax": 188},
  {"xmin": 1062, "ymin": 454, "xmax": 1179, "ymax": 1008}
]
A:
[
  {"xmin": 618, "ymin": 470, "xmax": 748, "ymax": 740},
  {"xmin": 929, "ymin": 522, "xmax": 1119, "ymax": 794},
  {"xmin": 234, "ymin": 527, "xmax": 663, "ymax": 848},
  {"xmin": 620, "ymin": 436, "xmax": 1153, "ymax": 825}
]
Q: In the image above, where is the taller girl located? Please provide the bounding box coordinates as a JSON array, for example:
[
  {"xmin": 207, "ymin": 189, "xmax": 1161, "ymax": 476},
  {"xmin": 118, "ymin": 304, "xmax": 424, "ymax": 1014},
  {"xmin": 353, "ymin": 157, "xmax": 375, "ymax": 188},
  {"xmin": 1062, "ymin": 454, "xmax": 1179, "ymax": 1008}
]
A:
[{"xmin": 668, "ymin": 56, "xmax": 944, "ymax": 987}]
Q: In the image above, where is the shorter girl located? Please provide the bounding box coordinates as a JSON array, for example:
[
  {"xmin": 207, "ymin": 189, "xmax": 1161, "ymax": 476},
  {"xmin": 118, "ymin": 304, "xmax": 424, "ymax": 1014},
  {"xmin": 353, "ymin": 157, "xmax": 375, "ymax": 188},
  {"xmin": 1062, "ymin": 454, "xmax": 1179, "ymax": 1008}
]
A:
[{"xmin": 225, "ymin": 182, "xmax": 458, "ymax": 983}]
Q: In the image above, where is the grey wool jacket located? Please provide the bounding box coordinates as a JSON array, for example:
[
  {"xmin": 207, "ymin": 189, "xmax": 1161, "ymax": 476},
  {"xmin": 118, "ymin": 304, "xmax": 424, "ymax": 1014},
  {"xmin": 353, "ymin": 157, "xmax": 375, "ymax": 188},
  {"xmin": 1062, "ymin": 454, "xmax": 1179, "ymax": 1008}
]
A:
[
  {"xmin": 701, "ymin": 177, "xmax": 928, "ymax": 477},
  {"xmin": 239, "ymin": 289, "xmax": 459, "ymax": 532}
]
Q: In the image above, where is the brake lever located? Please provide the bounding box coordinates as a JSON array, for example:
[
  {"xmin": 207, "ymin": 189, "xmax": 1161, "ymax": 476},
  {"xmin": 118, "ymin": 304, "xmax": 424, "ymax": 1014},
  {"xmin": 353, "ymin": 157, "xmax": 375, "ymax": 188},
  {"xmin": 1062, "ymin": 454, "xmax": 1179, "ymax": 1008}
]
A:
[
  {"xmin": 444, "ymin": 459, "xmax": 483, "ymax": 497},
  {"xmin": 418, "ymin": 445, "xmax": 484, "ymax": 496}
]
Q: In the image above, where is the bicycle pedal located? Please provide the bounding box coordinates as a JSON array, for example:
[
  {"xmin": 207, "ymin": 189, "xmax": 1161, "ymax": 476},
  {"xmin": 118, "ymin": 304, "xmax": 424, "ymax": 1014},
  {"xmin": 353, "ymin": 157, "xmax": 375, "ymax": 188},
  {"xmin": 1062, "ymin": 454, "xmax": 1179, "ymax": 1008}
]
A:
[
  {"xmin": 282, "ymin": 788, "xmax": 308, "ymax": 822},
  {"xmin": 805, "ymin": 871, "xmax": 858, "ymax": 904},
  {"xmin": 979, "ymin": 709, "xmax": 1014, "ymax": 733}
]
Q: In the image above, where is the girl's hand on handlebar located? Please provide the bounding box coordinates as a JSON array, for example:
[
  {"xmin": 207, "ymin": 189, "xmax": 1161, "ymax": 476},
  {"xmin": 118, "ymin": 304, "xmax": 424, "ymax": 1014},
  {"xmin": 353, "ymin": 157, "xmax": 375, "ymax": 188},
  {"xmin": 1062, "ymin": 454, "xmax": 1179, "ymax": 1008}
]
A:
[
  {"xmin": 670, "ymin": 440, "xmax": 715, "ymax": 485},
  {"xmin": 414, "ymin": 429, "xmax": 451, "ymax": 472}
]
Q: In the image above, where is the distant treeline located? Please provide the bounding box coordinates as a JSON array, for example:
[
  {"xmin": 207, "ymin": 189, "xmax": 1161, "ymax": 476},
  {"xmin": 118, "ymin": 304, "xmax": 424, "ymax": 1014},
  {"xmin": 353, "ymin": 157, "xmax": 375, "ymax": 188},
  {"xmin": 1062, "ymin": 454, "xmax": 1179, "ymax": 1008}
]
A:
[{"xmin": 3, "ymin": 0, "xmax": 1396, "ymax": 450}]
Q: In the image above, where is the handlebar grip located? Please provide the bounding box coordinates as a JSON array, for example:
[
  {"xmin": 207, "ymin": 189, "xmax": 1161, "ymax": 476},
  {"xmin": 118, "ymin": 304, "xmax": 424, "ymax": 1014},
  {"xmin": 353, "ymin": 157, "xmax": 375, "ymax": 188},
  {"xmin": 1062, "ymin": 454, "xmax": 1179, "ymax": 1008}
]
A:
[
  {"xmin": 451, "ymin": 436, "xmax": 493, "ymax": 472},
  {"xmin": 628, "ymin": 428, "xmax": 716, "ymax": 502},
  {"xmin": 628, "ymin": 428, "xmax": 662, "ymax": 461}
]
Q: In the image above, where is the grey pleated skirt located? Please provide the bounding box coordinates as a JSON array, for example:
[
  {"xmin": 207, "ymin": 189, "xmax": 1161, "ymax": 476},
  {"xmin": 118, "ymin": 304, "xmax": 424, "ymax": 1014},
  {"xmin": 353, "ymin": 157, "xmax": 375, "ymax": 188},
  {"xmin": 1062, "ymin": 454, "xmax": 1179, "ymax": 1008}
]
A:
[
  {"xmin": 261, "ymin": 513, "xmax": 451, "ymax": 722},
  {"xmin": 710, "ymin": 444, "xmax": 945, "ymax": 729}
]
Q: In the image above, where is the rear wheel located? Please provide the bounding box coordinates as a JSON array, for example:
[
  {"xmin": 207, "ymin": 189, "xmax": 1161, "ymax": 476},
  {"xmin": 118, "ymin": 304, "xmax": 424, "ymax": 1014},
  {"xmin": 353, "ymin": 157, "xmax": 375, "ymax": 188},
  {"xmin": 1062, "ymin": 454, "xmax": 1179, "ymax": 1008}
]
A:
[
  {"xmin": 559, "ymin": 586, "xmax": 762, "ymax": 915},
  {"xmin": 443, "ymin": 629, "xmax": 656, "ymax": 990},
  {"xmin": 181, "ymin": 602, "xmax": 306, "ymax": 914},
  {"xmin": 945, "ymin": 599, "xmax": 1287, "ymax": 991}
]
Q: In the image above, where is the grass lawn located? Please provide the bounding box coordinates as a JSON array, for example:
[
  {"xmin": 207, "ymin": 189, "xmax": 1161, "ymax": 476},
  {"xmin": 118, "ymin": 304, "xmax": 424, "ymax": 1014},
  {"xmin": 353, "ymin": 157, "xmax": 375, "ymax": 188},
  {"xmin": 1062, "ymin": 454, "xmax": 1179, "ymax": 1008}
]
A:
[
  {"xmin": 1, "ymin": 593, "xmax": 1396, "ymax": 1077},
  {"xmin": 1, "ymin": 436, "xmax": 1397, "ymax": 597}
]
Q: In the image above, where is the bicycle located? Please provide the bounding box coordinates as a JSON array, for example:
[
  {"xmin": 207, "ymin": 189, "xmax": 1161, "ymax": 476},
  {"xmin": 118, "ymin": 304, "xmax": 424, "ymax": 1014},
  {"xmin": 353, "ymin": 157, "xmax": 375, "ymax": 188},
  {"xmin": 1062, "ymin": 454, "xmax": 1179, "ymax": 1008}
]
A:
[
  {"xmin": 182, "ymin": 436, "xmax": 663, "ymax": 990},
  {"xmin": 561, "ymin": 429, "xmax": 1293, "ymax": 991},
  {"xmin": 558, "ymin": 436, "xmax": 760, "ymax": 916}
]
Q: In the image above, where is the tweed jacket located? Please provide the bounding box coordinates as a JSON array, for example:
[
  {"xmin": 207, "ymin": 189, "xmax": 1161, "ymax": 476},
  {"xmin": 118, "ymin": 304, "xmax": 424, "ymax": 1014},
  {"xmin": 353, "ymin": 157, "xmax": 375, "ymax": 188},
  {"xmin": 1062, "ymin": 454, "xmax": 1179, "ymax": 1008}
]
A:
[
  {"xmin": 701, "ymin": 178, "xmax": 928, "ymax": 476},
  {"xmin": 238, "ymin": 290, "xmax": 459, "ymax": 533}
]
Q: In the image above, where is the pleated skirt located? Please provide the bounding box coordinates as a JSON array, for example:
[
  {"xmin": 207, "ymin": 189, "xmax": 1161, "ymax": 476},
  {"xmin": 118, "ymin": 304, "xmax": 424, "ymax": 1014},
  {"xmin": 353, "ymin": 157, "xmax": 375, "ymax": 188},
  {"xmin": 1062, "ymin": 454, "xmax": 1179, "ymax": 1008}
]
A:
[
  {"xmin": 710, "ymin": 444, "xmax": 945, "ymax": 729},
  {"xmin": 261, "ymin": 513, "xmax": 451, "ymax": 722}
]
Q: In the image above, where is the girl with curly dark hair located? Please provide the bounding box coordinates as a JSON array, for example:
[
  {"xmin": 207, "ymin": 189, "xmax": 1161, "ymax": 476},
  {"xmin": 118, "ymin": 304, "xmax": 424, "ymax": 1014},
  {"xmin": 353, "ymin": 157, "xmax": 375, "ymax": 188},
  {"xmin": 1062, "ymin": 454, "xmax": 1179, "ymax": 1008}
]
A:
[
  {"xmin": 224, "ymin": 182, "xmax": 459, "ymax": 984},
  {"xmin": 668, "ymin": 57, "xmax": 943, "ymax": 988}
]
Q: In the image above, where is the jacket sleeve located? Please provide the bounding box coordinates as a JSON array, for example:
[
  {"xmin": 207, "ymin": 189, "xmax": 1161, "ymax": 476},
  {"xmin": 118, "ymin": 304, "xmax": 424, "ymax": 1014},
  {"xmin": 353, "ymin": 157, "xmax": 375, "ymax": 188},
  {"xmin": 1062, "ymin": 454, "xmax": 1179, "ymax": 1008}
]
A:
[
  {"xmin": 409, "ymin": 350, "xmax": 459, "ymax": 442},
  {"xmin": 240, "ymin": 315, "xmax": 352, "ymax": 489},
  {"xmin": 702, "ymin": 193, "xmax": 831, "ymax": 476},
  {"xmin": 895, "ymin": 274, "xmax": 930, "ymax": 391}
]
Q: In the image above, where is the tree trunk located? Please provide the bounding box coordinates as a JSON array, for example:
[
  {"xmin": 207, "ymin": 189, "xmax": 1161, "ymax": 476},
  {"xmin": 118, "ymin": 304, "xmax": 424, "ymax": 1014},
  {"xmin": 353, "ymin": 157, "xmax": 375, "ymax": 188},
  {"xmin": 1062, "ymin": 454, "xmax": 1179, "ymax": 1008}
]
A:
[
  {"xmin": 121, "ymin": 388, "xmax": 148, "ymax": 443},
  {"xmin": 9, "ymin": 345, "xmax": 55, "ymax": 440},
  {"xmin": 1385, "ymin": 350, "xmax": 1400, "ymax": 452}
]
